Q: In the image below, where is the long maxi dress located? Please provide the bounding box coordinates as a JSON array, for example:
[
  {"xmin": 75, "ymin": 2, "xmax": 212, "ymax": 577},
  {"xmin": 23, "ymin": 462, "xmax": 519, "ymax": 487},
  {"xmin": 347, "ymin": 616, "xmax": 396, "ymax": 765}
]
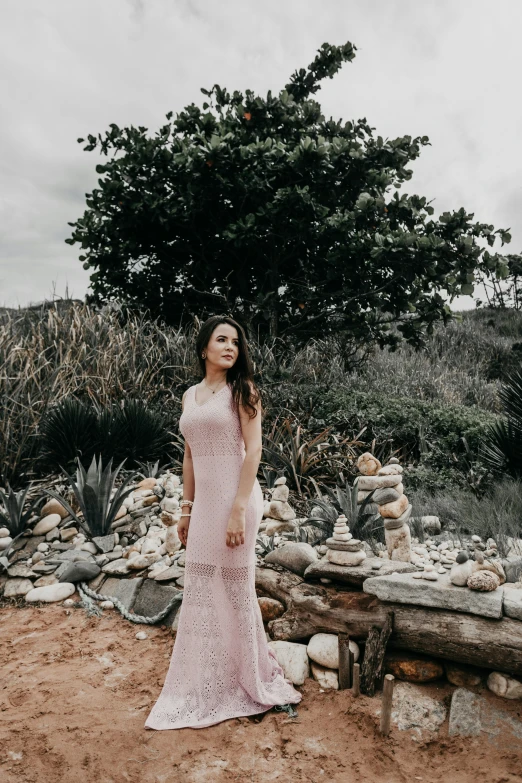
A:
[{"xmin": 144, "ymin": 382, "xmax": 302, "ymax": 730}]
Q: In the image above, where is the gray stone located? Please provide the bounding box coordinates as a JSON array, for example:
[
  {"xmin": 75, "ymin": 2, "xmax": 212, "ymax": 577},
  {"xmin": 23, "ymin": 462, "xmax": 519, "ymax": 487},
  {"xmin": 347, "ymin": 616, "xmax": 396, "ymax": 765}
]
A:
[
  {"xmin": 47, "ymin": 549, "xmax": 94, "ymax": 563},
  {"xmin": 31, "ymin": 563, "xmax": 59, "ymax": 574},
  {"xmin": 58, "ymin": 561, "xmax": 101, "ymax": 583},
  {"xmin": 4, "ymin": 577, "xmax": 34, "ymax": 597},
  {"xmin": 132, "ymin": 579, "xmax": 182, "ymax": 626},
  {"xmin": 363, "ymin": 571, "xmax": 504, "ymax": 618},
  {"xmin": 449, "ymin": 687, "xmax": 522, "ymax": 747},
  {"xmin": 101, "ymin": 558, "xmax": 132, "ymax": 575},
  {"xmin": 19, "ymin": 536, "xmax": 46, "ymax": 557},
  {"xmin": 92, "ymin": 534, "xmax": 115, "ymax": 554},
  {"xmin": 387, "ymin": 681, "xmax": 447, "ymax": 734},
  {"xmin": 94, "ymin": 576, "xmax": 143, "ymax": 609},
  {"xmin": 501, "ymin": 555, "xmax": 522, "ymax": 583},
  {"xmin": 7, "ymin": 563, "xmax": 37, "ymax": 578},
  {"xmin": 304, "ymin": 557, "xmax": 416, "ymax": 586},
  {"xmin": 264, "ymin": 542, "xmax": 319, "ymax": 576},
  {"xmin": 154, "ymin": 565, "xmax": 185, "ymax": 582},
  {"xmin": 384, "ymin": 504, "xmax": 412, "ymax": 530},
  {"xmin": 372, "ymin": 487, "xmax": 401, "ymax": 505},
  {"xmin": 503, "ymin": 585, "xmax": 522, "ymax": 620},
  {"xmin": 358, "ymin": 474, "xmax": 402, "ymax": 490}
]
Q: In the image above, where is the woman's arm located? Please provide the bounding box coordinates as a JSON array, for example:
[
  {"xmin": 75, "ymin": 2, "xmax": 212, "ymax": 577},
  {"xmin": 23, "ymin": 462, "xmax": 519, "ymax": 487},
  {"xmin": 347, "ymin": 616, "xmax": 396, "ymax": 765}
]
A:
[
  {"xmin": 179, "ymin": 390, "xmax": 195, "ymax": 547},
  {"xmin": 226, "ymin": 384, "xmax": 263, "ymax": 548}
]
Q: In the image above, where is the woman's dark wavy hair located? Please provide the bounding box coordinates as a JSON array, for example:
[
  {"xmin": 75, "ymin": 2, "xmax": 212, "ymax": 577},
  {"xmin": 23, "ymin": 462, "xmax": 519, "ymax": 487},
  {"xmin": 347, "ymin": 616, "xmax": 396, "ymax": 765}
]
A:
[{"xmin": 195, "ymin": 315, "xmax": 262, "ymax": 419}]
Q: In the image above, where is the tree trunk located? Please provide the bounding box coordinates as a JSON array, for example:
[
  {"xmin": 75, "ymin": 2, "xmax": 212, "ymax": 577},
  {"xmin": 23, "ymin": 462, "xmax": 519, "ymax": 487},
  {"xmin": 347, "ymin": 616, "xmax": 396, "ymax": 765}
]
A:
[{"xmin": 255, "ymin": 566, "xmax": 522, "ymax": 676}]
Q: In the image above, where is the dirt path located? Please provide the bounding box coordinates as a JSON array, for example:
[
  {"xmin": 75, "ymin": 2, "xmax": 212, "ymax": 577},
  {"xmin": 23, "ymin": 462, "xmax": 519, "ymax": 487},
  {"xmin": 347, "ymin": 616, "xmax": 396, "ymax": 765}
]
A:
[{"xmin": 1, "ymin": 601, "xmax": 521, "ymax": 783}]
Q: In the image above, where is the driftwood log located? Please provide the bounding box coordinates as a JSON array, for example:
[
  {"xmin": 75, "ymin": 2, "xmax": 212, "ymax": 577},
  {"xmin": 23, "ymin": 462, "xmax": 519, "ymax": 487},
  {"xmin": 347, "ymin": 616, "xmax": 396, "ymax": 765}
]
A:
[
  {"xmin": 360, "ymin": 612, "xmax": 393, "ymax": 696},
  {"xmin": 255, "ymin": 566, "xmax": 522, "ymax": 676}
]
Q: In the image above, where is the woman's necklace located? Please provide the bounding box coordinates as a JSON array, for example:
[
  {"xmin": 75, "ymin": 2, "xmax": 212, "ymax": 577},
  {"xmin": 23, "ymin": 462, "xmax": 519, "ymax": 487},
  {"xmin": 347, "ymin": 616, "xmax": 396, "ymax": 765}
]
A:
[{"xmin": 203, "ymin": 377, "xmax": 226, "ymax": 394}]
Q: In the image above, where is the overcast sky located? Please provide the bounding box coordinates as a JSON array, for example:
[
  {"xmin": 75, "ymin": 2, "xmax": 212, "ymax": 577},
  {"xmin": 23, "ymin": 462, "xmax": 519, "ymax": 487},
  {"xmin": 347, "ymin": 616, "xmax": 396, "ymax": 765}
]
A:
[{"xmin": 1, "ymin": 0, "xmax": 521, "ymax": 310}]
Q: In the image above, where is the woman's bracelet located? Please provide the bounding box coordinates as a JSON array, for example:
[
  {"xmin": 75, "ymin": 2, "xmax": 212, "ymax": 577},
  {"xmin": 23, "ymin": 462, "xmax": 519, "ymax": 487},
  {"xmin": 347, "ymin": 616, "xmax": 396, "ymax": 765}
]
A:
[
  {"xmin": 179, "ymin": 513, "xmax": 191, "ymax": 518},
  {"xmin": 180, "ymin": 499, "xmax": 194, "ymax": 508}
]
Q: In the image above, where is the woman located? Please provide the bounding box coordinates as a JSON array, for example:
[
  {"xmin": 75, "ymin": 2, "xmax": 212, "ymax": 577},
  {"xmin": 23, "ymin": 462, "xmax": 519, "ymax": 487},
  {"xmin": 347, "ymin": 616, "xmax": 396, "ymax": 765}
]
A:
[{"xmin": 145, "ymin": 314, "xmax": 302, "ymax": 730}]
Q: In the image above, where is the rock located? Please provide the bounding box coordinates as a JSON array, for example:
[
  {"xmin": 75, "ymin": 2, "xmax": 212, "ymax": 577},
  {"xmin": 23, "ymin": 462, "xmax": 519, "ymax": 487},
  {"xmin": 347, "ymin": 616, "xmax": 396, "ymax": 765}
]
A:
[
  {"xmin": 372, "ymin": 487, "xmax": 401, "ymax": 505},
  {"xmin": 33, "ymin": 514, "xmax": 62, "ymax": 536},
  {"xmin": 384, "ymin": 523, "xmax": 411, "ymax": 562},
  {"xmin": 92, "ymin": 534, "xmax": 115, "ymax": 554},
  {"xmin": 268, "ymin": 500, "xmax": 296, "ymax": 522},
  {"xmin": 271, "ymin": 483, "xmax": 289, "ymax": 502},
  {"xmin": 378, "ymin": 494, "xmax": 409, "ymax": 520},
  {"xmin": 472, "ymin": 551, "xmax": 506, "ymax": 584},
  {"xmin": 101, "ymin": 558, "xmax": 132, "ymax": 575},
  {"xmin": 310, "ymin": 662, "xmax": 339, "ymax": 689},
  {"xmin": 7, "ymin": 563, "xmax": 37, "ymax": 578},
  {"xmin": 132, "ymin": 579, "xmax": 182, "ymax": 626},
  {"xmin": 58, "ymin": 561, "xmax": 101, "ymax": 583},
  {"xmin": 503, "ymin": 585, "xmax": 522, "ymax": 620},
  {"xmin": 304, "ymin": 557, "xmax": 416, "ymax": 586},
  {"xmin": 449, "ymin": 688, "xmax": 522, "ymax": 745},
  {"xmin": 326, "ymin": 548, "xmax": 366, "ymax": 566},
  {"xmin": 501, "ymin": 555, "xmax": 522, "ymax": 583},
  {"xmin": 40, "ymin": 499, "xmax": 69, "ymax": 519},
  {"xmin": 153, "ymin": 565, "xmax": 185, "ymax": 582},
  {"xmin": 385, "ymin": 652, "xmax": 444, "ymax": 683},
  {"xmin": 33, "ymin": 574, "xmax": 59, "ymax": 588},
  {"xmin": 377, "ymin": 464, "xmax": 403, "ymax": 476},
  {"xmin": 4, "ymin": 577, "xmax": 34, "ymax": 597},
  {"xmin": 264, "ymin": 542, "xmax": 319, "ymax": 576},
  {"xmin": 357, "ymin": 475, "xmax": 402, "ymax": 490},
  {"xmin": 356, "ymin": 452, "xmax": 382, "ymax": 476},
  {"xmin": 307, "ymin": 632, "xmax": 359, "ymax": 669},
  {"xmin": 0, "ymin": 527, "xmax": 11, "ymax": 537},
  {"xmin": 383, "ymin": 504, "xmax": 412, "ymax": 530},
  {"xmin": 267, "ymin": 640, "xmax": 309, "ymax": 685},
  {"xmin": 128, "ymin": 554, "xmax": 160, "ymax": 570},
  {"xmin": 450, "ymin": 559, "xmax": 473, "ymax": 586},
  {"xmin": 258, "ymin": 597, "xmax": 285, "ymax": 622},
  {"xmin": 445, "ymin": 662, "xmax": 483, "ymax": 688},
  {"xmin": 363, "ymin": 571, "xmax": 504, "ymax": 618},
  {"xmin": 95, "ymin": 576, "xmax": 143, "ymax": 610},
  {"xmin": 264, "ymin": 518, "xmax": 297, "ymax": 536},
  {"xmin": 389, "ymin": 682, "xmax": 447, "ymax": 734},
  {"xmin": 487, "ymin": 671, "xmax": 522, "ymax": 699},
  {"xmin": 138, "ymin": 477, "xmax": 157, "ymax": 489},
  {"xmin": 420, "ymin": 516, "xmax": 441, "ymax": 534},
  {"xmin": 25, "ymin": 582, "xmax": 76, "ymax": 603},
  {"xmin": 467, "ymin": 571, "xmax": 501, "ymax": 591},
  {"xmin": 0, "ymin": 536, "xmax": 13, "ymax": 551}
]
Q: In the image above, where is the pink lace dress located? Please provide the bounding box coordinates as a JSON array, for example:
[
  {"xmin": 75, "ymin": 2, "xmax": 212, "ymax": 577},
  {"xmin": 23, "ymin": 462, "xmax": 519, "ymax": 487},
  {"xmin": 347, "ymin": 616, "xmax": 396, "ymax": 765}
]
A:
[{"xmin": 144, "ymin": 382, "xmax": 302, "ymax": 730}]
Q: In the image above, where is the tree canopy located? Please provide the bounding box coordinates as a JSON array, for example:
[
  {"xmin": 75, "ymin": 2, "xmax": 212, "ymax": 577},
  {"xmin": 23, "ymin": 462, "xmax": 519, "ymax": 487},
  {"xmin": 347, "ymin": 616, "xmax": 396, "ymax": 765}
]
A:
[{"xmin": 68, "ymin": 41, "xmax": 512, "ymax": 348}]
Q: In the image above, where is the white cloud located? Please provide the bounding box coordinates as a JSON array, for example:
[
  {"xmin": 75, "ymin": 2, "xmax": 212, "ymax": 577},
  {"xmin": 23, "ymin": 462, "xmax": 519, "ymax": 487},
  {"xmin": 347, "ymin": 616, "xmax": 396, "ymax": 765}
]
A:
[{"xmin": 0, "ymin": 0, "xmax": 520, "ymax": 310}]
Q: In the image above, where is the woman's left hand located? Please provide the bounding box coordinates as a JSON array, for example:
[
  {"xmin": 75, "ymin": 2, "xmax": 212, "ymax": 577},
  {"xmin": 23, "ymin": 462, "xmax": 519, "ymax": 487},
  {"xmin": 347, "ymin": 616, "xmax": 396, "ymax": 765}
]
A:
[{"xmin": 226, "ymin": 507, "xmax": 246, "ymax": 548}]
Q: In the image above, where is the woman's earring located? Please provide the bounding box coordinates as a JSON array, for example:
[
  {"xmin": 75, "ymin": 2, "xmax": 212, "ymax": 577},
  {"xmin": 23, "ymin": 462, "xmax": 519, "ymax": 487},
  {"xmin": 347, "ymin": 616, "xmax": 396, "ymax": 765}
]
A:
[{"xmin": 202, "ymin": 353, "xmax": 206, "ymax": 359}]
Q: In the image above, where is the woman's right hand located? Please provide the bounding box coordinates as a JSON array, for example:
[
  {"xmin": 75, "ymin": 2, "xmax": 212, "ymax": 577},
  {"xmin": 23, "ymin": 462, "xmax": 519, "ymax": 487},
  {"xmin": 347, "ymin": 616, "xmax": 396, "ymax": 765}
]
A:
[{"xmin": 177, "ymin": 516, "xmax": 190, "ymax": 547}]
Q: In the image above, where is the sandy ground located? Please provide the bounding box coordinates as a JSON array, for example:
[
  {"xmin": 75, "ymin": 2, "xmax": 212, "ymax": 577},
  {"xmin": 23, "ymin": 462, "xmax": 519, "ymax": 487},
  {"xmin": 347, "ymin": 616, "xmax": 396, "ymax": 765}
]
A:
[{"xmin": 1, "ymin": 599, "xmax": 522, "ymax": 783}]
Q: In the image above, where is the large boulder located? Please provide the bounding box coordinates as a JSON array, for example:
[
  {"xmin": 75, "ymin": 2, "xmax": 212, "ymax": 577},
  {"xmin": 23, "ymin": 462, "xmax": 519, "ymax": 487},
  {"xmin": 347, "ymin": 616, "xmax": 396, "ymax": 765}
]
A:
[
  {"xmin": 264, "ymin": 542, "xmax": 319, "ymax": 576},
  {"xmin": 307, "ymin": 632, "xmax": 359, "ymax": 669}
]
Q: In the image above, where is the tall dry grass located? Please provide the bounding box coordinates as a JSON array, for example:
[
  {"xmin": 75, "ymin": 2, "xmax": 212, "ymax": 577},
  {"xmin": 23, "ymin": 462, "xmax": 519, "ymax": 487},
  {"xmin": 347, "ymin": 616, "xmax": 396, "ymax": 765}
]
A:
[{"xmin": 1, "ymin": 300, "xmax": 521, "ymax": 486}]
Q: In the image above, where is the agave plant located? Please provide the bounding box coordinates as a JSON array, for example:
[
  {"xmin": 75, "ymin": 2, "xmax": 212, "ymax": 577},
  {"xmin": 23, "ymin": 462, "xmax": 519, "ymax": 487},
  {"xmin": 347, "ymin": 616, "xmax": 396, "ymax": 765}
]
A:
[
  {"xmin": 255, "ymin": 532, "xmax": 277, "ymax": 556},
  {"xmin": 0, "ymin": 482, "xmax": 41, "ymax": 572},
  {"xmin": 302, "ymin": 478, "xmax": 382, "ymax": 546},
  {"xmin": 42, "ymin": 454, "xmax": 139, "ymax": 539},
  {"xmin": 134, "ymin": 459, "xmax": 171, "ymax": 479},
  {"xmin": 261, "ymin": 415, "xmax": 362, "ymax": 499},
  {"xmin": 481, "ymin": 367, "xmax": 522, "ymax": 478}
]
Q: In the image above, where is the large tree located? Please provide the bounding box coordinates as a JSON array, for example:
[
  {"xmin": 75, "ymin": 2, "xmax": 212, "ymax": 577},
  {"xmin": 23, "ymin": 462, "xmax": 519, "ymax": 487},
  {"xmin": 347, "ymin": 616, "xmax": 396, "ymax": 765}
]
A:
[{"xmin": 68, "ymin": 41, "xmax": 511, "ymax": 348}]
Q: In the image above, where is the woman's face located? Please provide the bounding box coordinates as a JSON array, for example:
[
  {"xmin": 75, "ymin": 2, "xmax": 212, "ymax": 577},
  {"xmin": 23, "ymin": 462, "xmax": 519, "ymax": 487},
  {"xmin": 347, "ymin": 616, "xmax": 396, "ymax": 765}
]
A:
[{"xmin": 205, "ymin": 323, "xmax": 239, "ymax": 370}]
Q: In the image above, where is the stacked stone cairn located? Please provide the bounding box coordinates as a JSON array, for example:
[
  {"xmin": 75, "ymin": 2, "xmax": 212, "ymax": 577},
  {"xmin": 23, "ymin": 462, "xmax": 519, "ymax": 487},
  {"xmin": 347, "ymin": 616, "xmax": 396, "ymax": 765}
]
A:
[
  {"xmin": 260, "ymin": 477, "xmax": 299, "ymax": 537},
  {"xmin": 324, "ymin": 514, "xmax": 366, "ymax": 566},
  {"xmin": 356, "ymin": 453, "xmax": 412, "ymax": 563}
]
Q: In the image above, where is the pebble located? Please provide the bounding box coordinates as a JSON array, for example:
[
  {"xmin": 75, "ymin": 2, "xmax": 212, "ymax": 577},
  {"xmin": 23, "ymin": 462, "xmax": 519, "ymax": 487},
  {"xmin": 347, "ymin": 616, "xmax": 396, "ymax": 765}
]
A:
[{"xmin": 135, "ymin": 631, "xmax": 148, "ymax": 640}]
